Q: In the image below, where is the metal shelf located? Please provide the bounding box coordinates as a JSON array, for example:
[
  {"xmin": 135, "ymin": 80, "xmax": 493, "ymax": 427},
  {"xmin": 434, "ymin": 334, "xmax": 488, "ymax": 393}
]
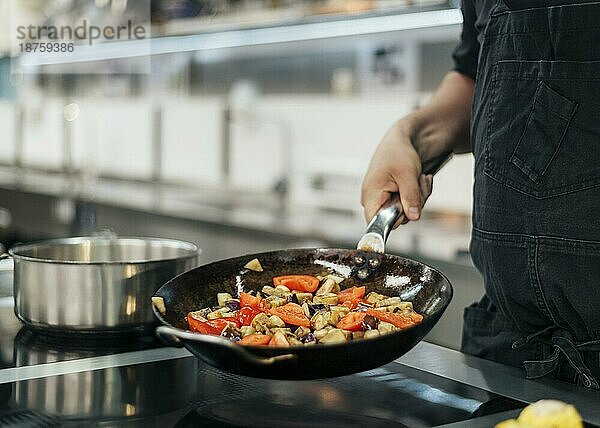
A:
[{"xmin": 15, "ymin": 8, "xmax": 462, "ymax": 68}]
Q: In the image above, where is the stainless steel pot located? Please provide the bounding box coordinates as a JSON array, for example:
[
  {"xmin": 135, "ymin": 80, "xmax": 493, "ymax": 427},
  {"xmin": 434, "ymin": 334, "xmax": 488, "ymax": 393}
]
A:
[{"xmin": 6, "ymin": 236, "xmax": 200, "ymax": 334}]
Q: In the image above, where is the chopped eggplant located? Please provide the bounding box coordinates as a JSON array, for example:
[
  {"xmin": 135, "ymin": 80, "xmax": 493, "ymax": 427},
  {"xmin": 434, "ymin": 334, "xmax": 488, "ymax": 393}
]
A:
[
  {"xmin": 221, "ymin": 325, "xmax": 242, "ymax": 341},
  {"xmin": 266, "ymin": 295, "xmax": 287, "ymax": 308},
  {"xmin": 375, "ymin": 297, "xmax": 402, "ymax": 308},
  {"xmin": 364, "ymin": 329, "xmax": 381, "ymax": 339},
  {"xmin": 288, "ymin": 336, "xmax": 303, "ymax": 346},
  {"xmin": 313, "ymin": 293, "xmax": 338, "ymax": 305},
  {"xmin": 361, "ymin": 315, "xmax": 379, "ymax": 331},
  {"xmin": 294, "ymin": 326, "xmax": 311, "ymax": 338},
  {"xmin": 244, "ymin": 258, "xmax": 263, "ymax": 272},
  {"xmin": 365, "ymin": 292, "xmax": 385, "ymax": 304},
  {"xmin": 261, "ymin": 285, "xmax": 276, "ymax": 295},
  {"xmin": 330, "ymin": 305, "xmax": 350, "ymax": 316},
  {"xmin": 324, "ymin": 274, "xmax": 345, "ymax": 284},
  {"xmin": 217, "ymin": 293, "xmax": 233, "ymax": 307},
  {"xmin": 311, "ymin": 312, "xmax": 328, "ymax": 331},
  {"xmin": 240, "ymin": 326, "xmax": 256, "ymax": 337},
  {"xmin": 293, "ymin": 292, "xmax": 313, "ymax": 304},
  {"xmin": 273, "ymin": 285, "xmax": 291, "ymax": 297},
  {"xmin": 352, "ymin": 331, "xmax": 365, "ymax": 340},
  {"xmin": 315, "ymin": 278, "xmax": 340, "ymax": 295},
  {"xmin": 287, "ymin": 293, "xmax": 300, "ymax": 305},
  {"xmin": 151, "ymin": 296, "xmax": 166, "ymax": 315},
  {"xmin": 313, "ymin": 327, "xmax": 333, "ymax": 341},
  {"xmin": 319, "ymin": 329, "xmax": 348, "ymax": 344},
  {"xmin": 225, "ymin": 299, "xmax": 241, "ymax": 312},
  {"xmin": 378, "ymin": 322, "xmax": 397, "ymax": 334},
  {"xmin": 268, "ymin": 315, "xmax": 286, "ymax": 328},
  {"xmin": 300, "ymin": 332, "xmax": 317, "ymax": 344}
]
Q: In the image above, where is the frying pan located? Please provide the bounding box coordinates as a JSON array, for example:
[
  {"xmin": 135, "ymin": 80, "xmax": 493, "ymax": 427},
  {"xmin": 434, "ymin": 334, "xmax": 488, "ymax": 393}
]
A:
[{"xmin": 153, "ymin": 154, "xmax": 453, "ymax": 380}]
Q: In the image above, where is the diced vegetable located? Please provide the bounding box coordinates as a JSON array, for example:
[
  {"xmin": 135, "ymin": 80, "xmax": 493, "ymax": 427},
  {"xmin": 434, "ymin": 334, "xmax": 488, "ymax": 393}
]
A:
[
  {"xmin": 319, "ymin": 329, "xmax": 348, "ymax": 344},
  {"xmin": 269, "ymin": 303, "xmax": 311, "ymax": 327},
  {"xmin": 184, "ymin": 266, "xmax": 423, "ymax": 348},
  {"xmin": 244, "ymin": 258, "xmax": 263, "ymax": 272},
  {"xmin": 361, "ymin": 314, "xmax": 379, "ymax": 331},
  {"xmin": 269, "ymin": 331, "xmax": 290, "ymax": 347},
  {"xmin": 239, "ymin": 334, "xmax": 271, "ymax": 346},
  {"xmin": 217, "ymin": 293, "xmax": 233, "ymax": 307},
  {"xmin": 366, "ymin": 308, "xmax": 423, "ymax": 329},
  {"xmin": 225, "ymin": 300, "xmax": 241, "ymax": 312},
  {"xmin": 237, "ymin": 306, "xmax": 261, "ymax": 326},
  {"xmin": 151, "ymin": 296, "xmax": 166, "ymax": 315},
  {"xmin": 273, "ymin": 275, "xmax": 319, "ymax": 293},
  {"xmin": 336, "ymin": 312, "xmax": 366, "ymax": 331},
  {"xmin": 239, "ymin": 292, "xmax": 262, "ymax": 310},
  {"xmin": 316, "ymin": 278, "xmax": 340, "ymax": 295}
]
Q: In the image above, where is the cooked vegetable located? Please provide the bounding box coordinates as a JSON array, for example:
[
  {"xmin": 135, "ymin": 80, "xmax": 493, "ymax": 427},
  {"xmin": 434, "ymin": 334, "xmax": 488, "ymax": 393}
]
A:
[
  {"xmin": 239, "ymin": 334, "xmax": 271, "ymax": 346},
  {"xmin": 366, "ymin": 308, "xmax": 423, "ymax": 329},
  {"xmin": 184, "ymin": 265, "xmax": 423, "ymax": 347},
  {"xmin": 151, "ymin": 296, "xmax": 166, "ymax": 315},
  {"xmin": 269, "ymin": 303, "xmax": 311, "ymax": 327},
  {"xmin": 273, "ymin": 275, "xmax": 319, "ymax": 293},
  {"xmin": 337, "ymin": 312, "xmax": 366, "ymax": 331},
  {"xmin": 244, "ymin": 258, "xmax": 263, "ymax": 272}
]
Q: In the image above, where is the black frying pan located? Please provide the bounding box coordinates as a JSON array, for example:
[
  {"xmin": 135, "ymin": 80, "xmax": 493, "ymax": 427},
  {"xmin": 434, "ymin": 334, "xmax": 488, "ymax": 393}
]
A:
[{"xmin": 153, "ymin": 153, "xmax": 453, "ymax": 380}]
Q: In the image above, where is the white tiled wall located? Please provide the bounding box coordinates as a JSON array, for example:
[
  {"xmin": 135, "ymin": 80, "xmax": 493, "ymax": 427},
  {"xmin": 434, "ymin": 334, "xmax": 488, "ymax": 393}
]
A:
[{"xmin": 3, "ymin": 94, "xmax": 475, "ymax": 214}]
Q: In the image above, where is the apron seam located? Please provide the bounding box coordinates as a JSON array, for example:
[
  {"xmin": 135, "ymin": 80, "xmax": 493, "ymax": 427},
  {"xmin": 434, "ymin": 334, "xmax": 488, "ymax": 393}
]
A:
[{"xmin": 530, "ymin": 239, "xmax": 559, "ymax": 326}]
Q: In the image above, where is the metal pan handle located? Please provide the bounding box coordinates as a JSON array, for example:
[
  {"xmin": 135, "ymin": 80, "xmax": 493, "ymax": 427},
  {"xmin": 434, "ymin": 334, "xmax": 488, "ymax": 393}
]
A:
[
  {"xmin": 156, "ymin": 325, "xmax": 297, "ymax": 367},
  {"xmin": 357, "ymin": 151, "xmax": 453, "ymax": 253}
]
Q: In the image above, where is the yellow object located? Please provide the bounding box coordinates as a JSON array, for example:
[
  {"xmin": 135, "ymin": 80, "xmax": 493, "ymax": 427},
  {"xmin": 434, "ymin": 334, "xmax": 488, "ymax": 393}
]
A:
[
  {"xmin": 495, "ymin": 400, "xmax": 583, "ymax": 428},
  {"xmin": 244, "ymin": 258, "xmax": 263, "ymax": 272}
]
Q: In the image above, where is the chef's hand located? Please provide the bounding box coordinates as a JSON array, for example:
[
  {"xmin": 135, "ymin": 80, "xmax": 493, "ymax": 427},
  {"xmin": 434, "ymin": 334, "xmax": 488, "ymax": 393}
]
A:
[
  {"xmin": 361, "ymin": 71, "xmax": 475, "ymax": 228},
  {"xmin": 361, "ymin": 121, "xmax": 433, "ymax": 228}
]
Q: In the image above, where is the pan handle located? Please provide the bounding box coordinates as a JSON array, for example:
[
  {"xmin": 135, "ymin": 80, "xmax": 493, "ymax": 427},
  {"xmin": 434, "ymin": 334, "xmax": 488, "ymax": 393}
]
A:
[
  {"xmin": 357, "ymin": 151, "xmax": 453, "ymax": 253},
  {"xmin": 156, "ymin": 326, "xmax": 297, "ymax": 367}
]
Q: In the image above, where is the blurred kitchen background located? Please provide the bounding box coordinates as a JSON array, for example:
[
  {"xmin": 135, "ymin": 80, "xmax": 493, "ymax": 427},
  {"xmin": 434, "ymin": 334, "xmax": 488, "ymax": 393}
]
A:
[{"xmin": 0, "ymin": 0, "xmax": 481, "ymax": 349}]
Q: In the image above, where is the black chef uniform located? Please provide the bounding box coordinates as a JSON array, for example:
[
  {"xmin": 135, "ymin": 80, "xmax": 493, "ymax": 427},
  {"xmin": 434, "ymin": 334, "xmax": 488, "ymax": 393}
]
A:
[{"xmin": 455, "ymin": 0, "xmax": 600, "ymax": 388}]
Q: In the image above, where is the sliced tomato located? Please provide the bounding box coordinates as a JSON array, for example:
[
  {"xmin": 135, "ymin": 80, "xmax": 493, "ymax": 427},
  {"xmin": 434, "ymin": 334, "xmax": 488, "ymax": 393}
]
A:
[
  {"xmin": 336, "ymin": 311, "xmax": 366, "ymax": 331},
  {"xmin": 273, "ymin": 275, "xmax": 319, "ymax": 293},
  {"xmin": 366, "ymin": 308, "xmax": 423, "ymax": 329},
  {"xmin": 239, "ymin": 292, "xmax": 262, "ymax": 310},
  {"xmin": 237, "ymin": 306, "xmax": 261, "ymax": 326},
  {"xmin": 268, "ymin": 332, "xmax": 290, "ymax": 347},
  {"xmin": 239, "ymin": 334, "xmax": 272, "ymax": 346},
  {"xmin": 186, "ymin": 313, "xmax": 221, "ymax": 335},
  {"xmin": 337, "ymin": 286, "xmax": 366, "ymax": 303},
  {"xmin": 209, "ymin": 317, "xmax": 241, "ymax": 330},
  {"xmin": 269, "ymin": 303, "xmax": 311, "ymax": 327}
]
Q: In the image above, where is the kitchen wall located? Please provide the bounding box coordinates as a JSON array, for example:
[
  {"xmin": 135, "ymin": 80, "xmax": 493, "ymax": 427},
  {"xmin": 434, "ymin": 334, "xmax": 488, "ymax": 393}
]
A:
[{"xmin": 0, "ymin": 95, "xmax": 474, "ymax": 215}]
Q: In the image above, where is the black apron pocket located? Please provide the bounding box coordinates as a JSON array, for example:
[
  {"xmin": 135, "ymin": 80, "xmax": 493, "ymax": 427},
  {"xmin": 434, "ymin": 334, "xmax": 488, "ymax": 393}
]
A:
[
  {"xmin": 509, "ymin": 81, "xmax": 577, "ymax": 183},
  {"xmin": 484, "ymin": 60, "xmax": 600, "ymax": 198}
]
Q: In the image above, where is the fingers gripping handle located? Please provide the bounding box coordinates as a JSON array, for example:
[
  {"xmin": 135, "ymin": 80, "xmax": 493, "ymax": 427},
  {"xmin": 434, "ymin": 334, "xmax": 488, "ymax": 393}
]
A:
[{"xmin": 357, "ymin": 151, "xmax": 452, "ymax": 253}]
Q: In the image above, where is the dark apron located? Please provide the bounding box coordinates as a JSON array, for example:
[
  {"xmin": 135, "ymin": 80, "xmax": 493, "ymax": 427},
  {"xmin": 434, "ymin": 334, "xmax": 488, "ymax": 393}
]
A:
[{"xmin": 462, "ymin": 0, "xmax": 600, "ymax": 389}]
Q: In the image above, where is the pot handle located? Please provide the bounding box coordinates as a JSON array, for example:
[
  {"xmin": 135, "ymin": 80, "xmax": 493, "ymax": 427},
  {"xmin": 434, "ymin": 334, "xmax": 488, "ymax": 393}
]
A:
[
  {"xmin": 357, "ymin": 151, "xmax": 453, "ymax": 253},
  {"xmin": 156, "ymin": 325, "xmax": 297, "ymax": 367}
]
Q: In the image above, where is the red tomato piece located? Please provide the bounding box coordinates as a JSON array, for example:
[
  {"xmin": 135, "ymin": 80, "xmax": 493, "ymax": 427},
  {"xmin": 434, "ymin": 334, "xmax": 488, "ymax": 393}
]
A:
[
  {"xmin": 239, "ymin": 334, "xmax": 272, "ymax": 346},
  {"xmin": 336, "ymin": 311, "xmax": 366, "ymax": 331},
  {"xmin": 239, "ymin": 292, "xmax": 262, "ymax": 310},
  {"xmin": 186, "ymin": 313, "xmax": 221, "ymax": 335},
  {"xmin": 209, "ymin": 317, "xmax": 241, "ymax": 330},
  {"xmin": 237, "ymin": 306, "xmax": 261, "ymax": 326},
  {"xmin": 269, "ymin": 303, "xmax": 311, "ymax": 327},
  {"xmin": 273, "ymin": 275, "xmax": 319, "ymax": 293},
  {"xmin": 366, "ymin": 308, "xmax": 423, "ymax": 329},
  {"xmin": 337, "ymin": 286, "xmax": 366, "ymax": 304}
]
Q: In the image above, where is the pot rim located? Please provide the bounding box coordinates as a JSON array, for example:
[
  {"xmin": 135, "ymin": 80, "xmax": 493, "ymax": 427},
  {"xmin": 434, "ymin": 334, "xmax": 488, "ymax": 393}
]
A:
[{"xmin": 9, "ymin": 236, "xmax": 200, "ymax": 265}]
